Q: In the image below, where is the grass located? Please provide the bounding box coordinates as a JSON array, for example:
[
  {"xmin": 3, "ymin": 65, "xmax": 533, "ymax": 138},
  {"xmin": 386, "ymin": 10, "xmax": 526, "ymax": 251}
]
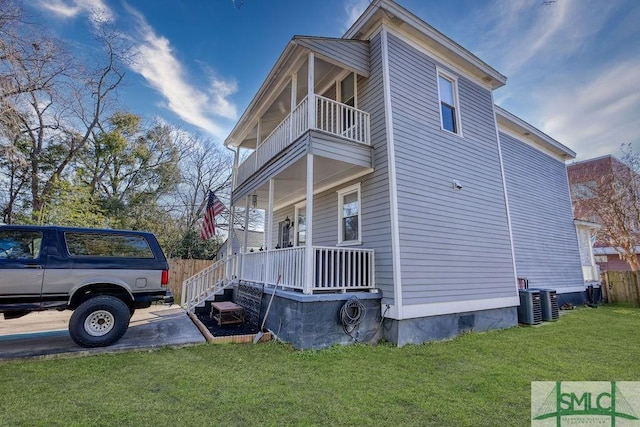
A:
[{"xmin": 0, "ymin": 305, "xmax": 638, "ymax": 426}]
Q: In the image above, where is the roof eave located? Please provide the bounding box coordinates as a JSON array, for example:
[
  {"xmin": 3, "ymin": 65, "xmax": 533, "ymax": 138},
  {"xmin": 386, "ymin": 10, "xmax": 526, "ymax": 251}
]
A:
[
  {"xmin": 495, "ymin": 105, "xmax": 576, "ymax": 160},
  {"xmin": 225, "ymin": 40, "xmax": 300, "ymax": 148},
  {"xmin": 344, "ymin": 0, "xmax": 506, "ymax": 89}
]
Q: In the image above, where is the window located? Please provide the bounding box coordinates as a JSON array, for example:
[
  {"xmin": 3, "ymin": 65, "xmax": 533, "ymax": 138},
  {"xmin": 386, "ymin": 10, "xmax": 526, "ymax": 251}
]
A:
[
  {"xmin": 437, "ymin": 71, "xmax": 460, "ymax": 134},
  {"xmin": 65, "ymin": 232, "xmax": 154, "ymax": 258},
  {"xmin": 338, "ymin": 183, "xmax": 361, "ymax": 245},
  {"xmin": 0, "ymin": 230, "xmax": 42, "ymax": 260},
  {"xmin": 295, "ymin": 202, "xmax": 306, "ymax": 246}
]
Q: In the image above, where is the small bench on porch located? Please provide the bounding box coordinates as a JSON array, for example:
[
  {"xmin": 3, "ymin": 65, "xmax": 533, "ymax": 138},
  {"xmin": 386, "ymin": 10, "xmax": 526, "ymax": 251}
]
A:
[{"xmin": 210, "ymin": 301, "xmax": 245, "ymax": 326}]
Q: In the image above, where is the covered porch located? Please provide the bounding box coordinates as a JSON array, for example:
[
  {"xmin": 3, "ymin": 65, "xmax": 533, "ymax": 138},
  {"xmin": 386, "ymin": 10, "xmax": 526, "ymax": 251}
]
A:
[
  {"xmin": 241, "ymin": 246, "xmax": 375, "ymax": 293},
  {"xmin": 225, "ymin": 36, "xmax": 376, "ymax": 295}
]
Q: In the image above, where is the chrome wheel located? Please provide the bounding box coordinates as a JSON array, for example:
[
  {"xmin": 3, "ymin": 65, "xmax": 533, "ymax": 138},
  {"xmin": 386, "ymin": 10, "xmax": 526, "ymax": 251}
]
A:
[{"xmin": 84, "ymin": 310, "xmax": 115, "ymax": 336}]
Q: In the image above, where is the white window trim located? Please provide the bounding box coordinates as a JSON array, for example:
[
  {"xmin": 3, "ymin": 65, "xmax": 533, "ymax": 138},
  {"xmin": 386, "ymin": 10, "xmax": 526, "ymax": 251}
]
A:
[
  {"xmin": 294, "ymin": 200, "xmax": 306, "ymax": 247},
  {"xmin": 436, "ymin": 67, "xmax": 463, "ymax": 137},
  {"xmin": 337, "ymin": 182, "xmax": 362, "ymax": 246}
]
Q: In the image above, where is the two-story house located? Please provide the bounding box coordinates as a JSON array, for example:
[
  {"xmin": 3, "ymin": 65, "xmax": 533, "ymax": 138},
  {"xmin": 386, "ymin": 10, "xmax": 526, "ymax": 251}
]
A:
[{"xmin": 185, "ymin": 0, "xmax": 586, "ymax": 348}]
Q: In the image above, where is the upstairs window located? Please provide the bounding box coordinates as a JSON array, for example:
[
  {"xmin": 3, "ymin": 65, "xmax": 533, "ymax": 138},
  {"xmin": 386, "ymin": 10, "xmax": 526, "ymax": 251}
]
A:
[{"xmin": 437, "ymin": 71, "xmax": 460, "ymax": 134}]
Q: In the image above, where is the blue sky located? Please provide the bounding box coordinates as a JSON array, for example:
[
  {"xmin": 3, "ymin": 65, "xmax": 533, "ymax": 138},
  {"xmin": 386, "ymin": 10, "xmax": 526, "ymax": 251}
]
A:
[{"xmin": 28, "ymin": 0, "xmax": 640, "ymax": 161}]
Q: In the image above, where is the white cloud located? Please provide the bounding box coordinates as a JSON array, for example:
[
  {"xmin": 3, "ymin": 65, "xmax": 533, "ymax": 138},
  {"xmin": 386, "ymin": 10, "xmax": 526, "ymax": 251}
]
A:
[
  {"xmin": 466, "ymin": 0, "xmax": 639, "ymax": 159},
  {"xmin": 536, "ymin": 59, "xmax": 640, "ymax": 160},
  {"xmin": 474, "ymin": 0, "xmax": 620, "ymax": 76},
  {"xmin": 126, "ymin": 5, "xmax": 237, "ymax": 138},
  {"xmin": 341, "ymin": 0, "xmax": 370, "ymax": 34},
  {"xmin": 209, "ymin": 79, "xmax": 238, "ymax": 120},
  {"xmin": 35, "ymin": 0, "xmax": 113, "ymax": 23},
  {"xmin": 36, "ymin": 0, "xmax": 238, "ymax": 139}
]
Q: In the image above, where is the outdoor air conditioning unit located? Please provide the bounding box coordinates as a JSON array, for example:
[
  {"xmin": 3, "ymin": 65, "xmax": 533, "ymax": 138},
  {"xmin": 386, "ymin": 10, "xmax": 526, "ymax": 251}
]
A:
[
  {"xmin": 518, "ymin": 289, "xmax": 542, "ymax": 325},
  {"xmin": 538, "ymin": 289, "xmax": 559, "ymax": 321}
]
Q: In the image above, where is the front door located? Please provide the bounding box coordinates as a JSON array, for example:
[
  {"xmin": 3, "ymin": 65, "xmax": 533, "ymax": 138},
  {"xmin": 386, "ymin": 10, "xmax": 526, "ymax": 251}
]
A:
[{"xmin": 0, "ymin": 228, "xmax": 45, "ymax": 309}]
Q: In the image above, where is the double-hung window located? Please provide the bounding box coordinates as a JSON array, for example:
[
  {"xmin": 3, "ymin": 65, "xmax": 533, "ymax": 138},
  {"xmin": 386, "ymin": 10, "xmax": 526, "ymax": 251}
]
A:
[
  {"xmin": 437, "ymin": 70, "xmax": 461, "ymax": 135},
  {"xmin": 294, "ymin": 202, "xmax": 306, "ymax": 246},
  {"xmin": 338, "ymin": 183, "xmax": 361, "ymax": 245}
]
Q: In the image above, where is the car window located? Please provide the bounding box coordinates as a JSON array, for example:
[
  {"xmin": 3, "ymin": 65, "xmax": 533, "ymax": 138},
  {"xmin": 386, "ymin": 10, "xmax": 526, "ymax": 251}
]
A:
[
  {"xmin": 0, "ymin": 230, "xmax": 43, "ymax": 260},
  {"xmin": 64, "ymin": 232, "xmax": 154, "ymax": 258}
]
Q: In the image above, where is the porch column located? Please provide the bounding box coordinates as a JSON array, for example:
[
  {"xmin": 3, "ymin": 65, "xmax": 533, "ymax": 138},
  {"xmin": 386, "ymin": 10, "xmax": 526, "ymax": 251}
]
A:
[
  {"xmin": 290, "ymin": 72, "xmax": 297, "ymax": 141},
  {"xmin": 240, "ymin": 195, "xmax": 250, "ymax": 278},
  {"xmin": 304, "ymin": 154, "xmax": 314, "ymax": 294},
  {"xmin": 232, "ymin": 147, "xmax": 239, "ymax": 189},
  {"xmin": 255, "ymin": 119, "xmax": 261, "ymax": 169},
  {"xmin": 226, "ymin": 204, "xmax": 236, "ymax": 279},
  {"xmin": 307, "ymin": 52, "xmax": 315, "ymax": 130},
  {"xmin": 266, "ymin": 178, "xmax": 275, "ymax": 284}
]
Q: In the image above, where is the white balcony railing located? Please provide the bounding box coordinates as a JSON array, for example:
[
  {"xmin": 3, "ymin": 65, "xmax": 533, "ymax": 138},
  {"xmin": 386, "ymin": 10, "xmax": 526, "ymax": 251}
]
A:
[
  {"xmin": 236, "ymin": 95, "xmax": 370, "ymax": 186},
  {"xmin": 241, "ymin": 246, "xmax": 374, "ymax": 293}
]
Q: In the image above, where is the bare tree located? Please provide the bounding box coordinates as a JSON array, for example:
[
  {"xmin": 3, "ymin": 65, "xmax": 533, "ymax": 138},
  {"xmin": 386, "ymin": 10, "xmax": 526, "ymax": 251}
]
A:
[
  {"xmin": 0, "ymin": 3, "xmax": 126, "ymax": 222},
  {"xmin": 573, "ymin": 144, "xmax": 640, "ymax": 304},
  {"xmin": 175, "ymin": 135, "xmax": 232, "ymax": 230}
]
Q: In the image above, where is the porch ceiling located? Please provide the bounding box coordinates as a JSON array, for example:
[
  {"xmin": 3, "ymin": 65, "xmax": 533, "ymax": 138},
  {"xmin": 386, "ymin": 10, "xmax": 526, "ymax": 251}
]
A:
[
  {"xmin": 248, "ymin": 155, "xmax": 370, "ymax": 210},
  {"xmin": 227, "ymin": 37, "xmax": 367, "ymax": 150},
  {"xmin": 238, "ymin": 56, "xmax": 347, "ymax": 151}
]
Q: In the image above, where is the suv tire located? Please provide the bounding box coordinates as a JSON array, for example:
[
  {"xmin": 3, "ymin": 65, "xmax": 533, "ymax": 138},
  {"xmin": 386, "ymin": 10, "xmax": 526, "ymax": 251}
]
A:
[{"xmin": 69, "ymin": 296, "xmax": 131, "ymax": 348}]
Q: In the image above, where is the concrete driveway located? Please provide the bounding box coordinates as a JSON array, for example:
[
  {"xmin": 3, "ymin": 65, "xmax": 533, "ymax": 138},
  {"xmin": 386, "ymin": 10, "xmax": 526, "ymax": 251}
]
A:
[{"xmin": 0, "ymin": 304, "xmax": 206, "ymax": 361}]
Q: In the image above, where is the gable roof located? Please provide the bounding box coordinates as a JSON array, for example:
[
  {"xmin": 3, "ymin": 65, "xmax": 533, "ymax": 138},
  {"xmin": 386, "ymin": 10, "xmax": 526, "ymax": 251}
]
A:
[
  {"xmin": 344, "ymin": 0, "xmax": 507, "ymax": 89},
  {"xmin": 225, "ymin": 36, "xmax": 370, "ymax": 148}
]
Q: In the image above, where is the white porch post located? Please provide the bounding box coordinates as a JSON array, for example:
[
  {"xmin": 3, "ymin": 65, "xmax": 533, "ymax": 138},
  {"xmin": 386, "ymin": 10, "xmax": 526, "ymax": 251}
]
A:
[
  {"xmin": 240, "ymin": 195, "xmax": 250, "ymax": 278},
  {"xmin": 226, "ymin": 204, "xmax": 236, "ymax": 279},
  {"xmin": 266, "ymin": 179, "xmax": 275, "ymax": 284},
  {"xmin": 232, "ymin": 147, "xmax": 239, "ymax": 189},
  {"xmin": 307, "ymin": 52, "xmax": 315, "ymax": 130},
  {"xmin": 255, "ymin": 119, "xmax": 261, "ymax": 169},
  {"xmin": 304, "ymin": 154, "xmax": 314, "ymax": 294},
  {"xmin": 290, "ymin": 73, "xmax": 297, "ymax": 141}
]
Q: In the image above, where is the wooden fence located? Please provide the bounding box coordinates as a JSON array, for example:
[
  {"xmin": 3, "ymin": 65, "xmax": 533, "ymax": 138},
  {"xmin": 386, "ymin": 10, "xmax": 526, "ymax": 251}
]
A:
[
  {"xmin": 167, "ymin": 258, "xmax": 214, "ymax": 301},
  {"xmin": 600, "ymin": 271, "xmax": 640, "ymax": 304}
]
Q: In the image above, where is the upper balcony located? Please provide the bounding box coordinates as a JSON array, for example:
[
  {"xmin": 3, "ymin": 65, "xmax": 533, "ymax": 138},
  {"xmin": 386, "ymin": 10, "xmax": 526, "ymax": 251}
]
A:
[
  {"xmin": 225, "ymin": 37, "xmax": 372, "ymax": 199},
  {"xmin": 236, "ymin": 94, "xmax": 370, "ymax": 186}
]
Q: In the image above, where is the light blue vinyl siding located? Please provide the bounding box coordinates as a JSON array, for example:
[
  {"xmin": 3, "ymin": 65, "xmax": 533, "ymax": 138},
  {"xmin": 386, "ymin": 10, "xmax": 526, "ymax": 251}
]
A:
[
  {"xmin": 500, "ymin": 132, "xmax": 584, "ymax": 290},
  {"xmin": 294, "ymin": 37, "xmax": 370, "ymax": 77},
  {"xmin": 386, "ymin": 33, "xmax": 517, "ymax": 305}
]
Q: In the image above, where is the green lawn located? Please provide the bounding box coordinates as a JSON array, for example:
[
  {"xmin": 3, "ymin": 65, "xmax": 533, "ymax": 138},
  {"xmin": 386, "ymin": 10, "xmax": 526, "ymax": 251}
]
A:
[{"xmin": 1, "ymin": 305, "xmax": 638, "ymax": 426}]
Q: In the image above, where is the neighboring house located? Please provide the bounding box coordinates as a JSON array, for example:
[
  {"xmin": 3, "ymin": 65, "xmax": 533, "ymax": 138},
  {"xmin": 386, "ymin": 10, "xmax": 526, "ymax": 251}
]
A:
[
  {"xmin": 568, "ymin": 155, "xmax": 640, "ymax": 272},
  {"xmin": 187, "ymin": 0, "xmax": 587, "ymax": 348},
  {"xmin": 217, "ymin": 228, "xmax": 265, "ymax": 261}
]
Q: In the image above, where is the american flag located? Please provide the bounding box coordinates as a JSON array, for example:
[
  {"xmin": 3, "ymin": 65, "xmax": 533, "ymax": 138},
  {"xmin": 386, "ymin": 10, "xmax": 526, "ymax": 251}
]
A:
[{"xmin": 201, "ymin": 191, "xmax": 225, "ymax": 240}]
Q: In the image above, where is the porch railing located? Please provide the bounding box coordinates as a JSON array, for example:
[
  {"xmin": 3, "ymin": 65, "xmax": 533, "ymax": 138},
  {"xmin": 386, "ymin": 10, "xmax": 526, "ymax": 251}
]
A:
[
  {"xmin": 236, "ymin": 95, "xmax": 370, "ymax": 186},
  {"xmin": 181, "ymin": 255, "xmax": 238, "ymax": 312},
  {"xmin": 241, "ymin": 246, "xmax": 374, "ymax": 293},
  {"xmin": 315, "ymin": 95, "xmax": 370, "ymax": 145}
]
